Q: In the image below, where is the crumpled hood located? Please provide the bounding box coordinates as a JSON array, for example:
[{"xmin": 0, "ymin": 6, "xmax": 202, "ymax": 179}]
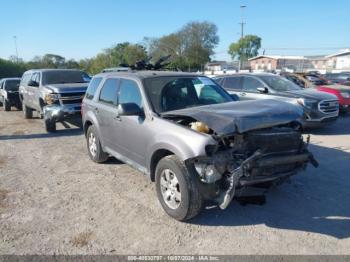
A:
[
  {"xmin": 45, "ymin": 83, "xmax": 88, "ymax": 93},
  {"xmin": 163, "ymin": 99, "xmax": 303, "ymax": 135},
  {"xmin": 284, "ymin": 88, "xmax": 337, "ymax": 100}
]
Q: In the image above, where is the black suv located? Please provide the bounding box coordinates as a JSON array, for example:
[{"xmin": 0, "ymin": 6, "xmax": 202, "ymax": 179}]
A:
[
  {"xmin": 0, "ymin": 78, "xmax": 22, "ymax": 111},
  {"xmin": 323, "ymin": 73, "xmax": 350, "ymax": 86}
]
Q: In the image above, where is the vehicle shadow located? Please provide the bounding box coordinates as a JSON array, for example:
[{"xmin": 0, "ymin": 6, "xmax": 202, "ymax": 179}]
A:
[
  {"xmin": 104, "ymin": 157, "xmax": 124, "ymax": 165},
  {"xmin": 0, "ymin": 128, "xmax": 83, "ymax": 141},
  {"xmin": 190, "ymin": 144, "xmax": 350, "ymax": 239}
]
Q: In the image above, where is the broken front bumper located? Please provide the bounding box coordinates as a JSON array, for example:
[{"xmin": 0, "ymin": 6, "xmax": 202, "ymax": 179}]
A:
[
  {"xmin": 43, "ymin": 103, "xmax": 81, "ymax": 122},
  {"xmin": 217, "ymin": 150, "xmax": 318, "ymax": 209}
]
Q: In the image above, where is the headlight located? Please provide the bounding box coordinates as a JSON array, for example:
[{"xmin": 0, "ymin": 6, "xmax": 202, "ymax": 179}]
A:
[
  {"xmin": 194, "ymin": 163, "xmax": 222, "ymax": 183},
  {"xmin": 297, "ymin": 98, "xmax": 317, "ymax": 109},
  {"xmin": 340, "ymin": 92, "xmax": 350, "ymax": 98},
  {"xmin": 44, "ymin": 93, "xmax": 60, "ymax": 105}
]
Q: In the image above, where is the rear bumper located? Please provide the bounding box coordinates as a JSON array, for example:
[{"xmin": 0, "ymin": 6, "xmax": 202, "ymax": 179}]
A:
[{"xmin": 43, "ymin": 103, "xmax": 81, "ymax": 121}]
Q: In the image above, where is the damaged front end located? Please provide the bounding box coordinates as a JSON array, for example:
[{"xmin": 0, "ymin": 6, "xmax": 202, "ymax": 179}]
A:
[
  {"xmin": 163, "ymin": 100, "xmax": 318, "ymax": 209},
  {"xmin": 186, "ymin": 126, "xmax": 318, "ymax": 209}
]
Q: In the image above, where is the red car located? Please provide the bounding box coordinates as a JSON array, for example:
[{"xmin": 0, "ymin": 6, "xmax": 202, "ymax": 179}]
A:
[{"xmin": 317, "ymin": 85, "xmax": 350, "ymax": 113}]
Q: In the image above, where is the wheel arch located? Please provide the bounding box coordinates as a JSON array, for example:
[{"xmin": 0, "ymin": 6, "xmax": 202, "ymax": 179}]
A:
[{"xmin": 149, "ymin": 149, "xmax": 176, "ymax": 182}]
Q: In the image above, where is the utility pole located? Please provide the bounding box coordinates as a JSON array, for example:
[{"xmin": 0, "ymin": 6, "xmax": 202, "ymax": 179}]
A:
[
  {"xmin": 13, "ymin": 36, "xmax": 19, "ymax": 63},
  {"xmin": 238, "ymin": 5, "xmax": 246, "ymax": 71}
]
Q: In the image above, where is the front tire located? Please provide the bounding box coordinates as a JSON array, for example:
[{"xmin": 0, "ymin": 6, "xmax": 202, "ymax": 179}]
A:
[
  {"xmin": 155, "ymin": 155, "xmax": 203, "ymax": 221},
  {"xmin": 3, "ymin": 99, "xmax": 11, "ymax": 111},
  {"xmin": 86, "ymin": 125, "xmax": 108, "ymax": 163},
  {"xmin": 23, "ymin": 101, "xmax": 33, "ymax": 119},
  {"xmin": 44, "ymin": 117, "xmax": 56, "ymax": 133}
]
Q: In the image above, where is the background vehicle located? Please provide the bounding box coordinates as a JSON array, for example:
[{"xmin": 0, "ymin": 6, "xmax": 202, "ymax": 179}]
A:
[
  {"xmin": 316, "ymin": 85, "xmax": 350, "ymax": 112},
  {"xmin": 0, "ymin": 78, "xmax": 22, "ymax": 111},
  {"xmin": 19, "ymin": 69, "xmax": 89, "ymax": 132},
  {"xmin": 323, "ymin": 73, "xmax": 350, "ymax": 86},
  {"xmin": 214, "ymin": 73, "xmax": 339, "ymax": 128},
  {"xmin": 281, "ymin": 73, "xmax": 350, "ymax": 113},
  {"xmin": 280, "ymin": 73, "xmax": 330, "ymax": 88},
  {"xmin": 82, "ymin": 70, "xmax": 317, "ymax": 221}
]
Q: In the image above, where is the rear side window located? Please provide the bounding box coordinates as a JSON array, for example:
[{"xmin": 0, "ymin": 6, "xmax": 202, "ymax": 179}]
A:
[
  {"xmin": 85, "ymin": 77, "xmax": 102, "ymax": 100},
  {"xmin": 223, "ymin": 77, "xmax": 242, "ymax": 91},
  {"xmin": 99, "ymin": 78, "xmax": 118, "ymax": 105},
  {"xmin": 118, "ymin": 79, "xmax": 142, "ymax": 108},
  {"xmin": 31, "ymin": 73, "xmax": 40, "ymax": 85}
]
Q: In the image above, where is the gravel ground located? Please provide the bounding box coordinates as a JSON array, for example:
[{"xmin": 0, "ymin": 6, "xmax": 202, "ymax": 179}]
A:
[{"xmin": 0, "ymin": 108, "xmax": 349, "ymax": 255}]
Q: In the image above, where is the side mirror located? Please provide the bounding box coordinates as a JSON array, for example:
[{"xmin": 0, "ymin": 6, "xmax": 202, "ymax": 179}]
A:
[
  {"xmin": 118, "ymin": 103, "xmax": 143, "ymax": 116},
  {"xmin": 28, "ymin": 80, "xmax": 39, "ymax": 87},
  {"xmin": 257, "ymin": 87, "xmax": 268, "ymax": 93},
  {"xmin": 230, "ymin": 94, "xmax": 239, "ymax": 101}
]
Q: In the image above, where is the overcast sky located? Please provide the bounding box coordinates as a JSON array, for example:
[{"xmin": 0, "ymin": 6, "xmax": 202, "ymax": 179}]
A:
[{"xmin": 0, "ymin": 0, "xmax": 349, "ymax": 61}]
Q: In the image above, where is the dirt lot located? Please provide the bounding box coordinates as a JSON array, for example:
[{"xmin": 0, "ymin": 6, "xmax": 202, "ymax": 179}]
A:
[{"xmin": 0, "ymin": 108, "xmax": 349, "ymax": 255}]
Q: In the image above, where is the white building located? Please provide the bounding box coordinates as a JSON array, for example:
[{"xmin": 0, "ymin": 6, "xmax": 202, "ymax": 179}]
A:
[{"xmin": 326, "ymin": 49, "xmax": 350, "ymax": 71}]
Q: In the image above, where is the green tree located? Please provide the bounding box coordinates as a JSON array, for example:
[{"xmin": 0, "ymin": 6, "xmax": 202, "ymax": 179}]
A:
[
  {"xmin": 88, "ymin": 53, "xmax": 113, "ymax": 75},
  {"xmin": 41, "ymin": 54, "xmax": 66, "ymax": 68},
  {"xmin": 147, "ymin": 21, "xmax": 219, "ymax": 71},
  {"xmin": 123, "ymin": 44, "xmax": 147, "ymax": 66},
  {"xmin": 0, "ymin": 58, "xmax": 27, "ymax": 78},
  {"xmin": 228, "ymin": 35, "xmax": 262, "ymax": 61},
  {"xmin": 106, "ymin": 42, "xmax": 147, "ymax": 66}
]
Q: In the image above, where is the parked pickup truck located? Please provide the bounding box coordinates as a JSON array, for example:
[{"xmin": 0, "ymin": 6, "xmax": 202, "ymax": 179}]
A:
[
  {"xmin": 19, "ymin": 69, "xmax": 89, "ymax": 132},
  {"xmin": 82, "ymin": 70, "xmax": 318, "ymax": 221},
  {"xmin": 0, "ymin": 78, "xmax": 22, "ymax": 111},
  {"xmin": 214, "ymin": 73, "xmax": 339, "ymax": 128}
]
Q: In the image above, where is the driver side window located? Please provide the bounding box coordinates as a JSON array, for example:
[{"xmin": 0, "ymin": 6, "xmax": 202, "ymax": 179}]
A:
[
  {"xmin": 242, "ymin": 77, "xmax": 263, "ymax": 92},
  {"xmin": 31, "ymin": 73, "xmax": 40, "ymax": 86}
]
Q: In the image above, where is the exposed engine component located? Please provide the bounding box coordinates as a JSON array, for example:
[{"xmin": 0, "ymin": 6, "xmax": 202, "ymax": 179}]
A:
[{"xmin": 190, "ymin": 121, "xmax": 210, "ymax": 133}]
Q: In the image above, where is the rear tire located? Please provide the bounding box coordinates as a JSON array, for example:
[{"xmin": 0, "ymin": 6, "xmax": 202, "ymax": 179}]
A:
[
  {"xmin": 44, "ymin": 117, "xmax": 56, "ymax": 133},
  {"xmin": 23, "ymin": 101, "xmax": 33, "ymax": 119},
  {"xmin": 86, "ymin": 125, "xmax": 108, "ymax": 163},
  {"xmin": 17, "ymin": 102, "xmax": 23, "ymax": 111},
  {"xmin": 155, "ymin": 155, "xmax": 203, "ymax": 221},
  {"xmin": 3, "ymin": 99, "xmax": 11, "ymax": 111}
]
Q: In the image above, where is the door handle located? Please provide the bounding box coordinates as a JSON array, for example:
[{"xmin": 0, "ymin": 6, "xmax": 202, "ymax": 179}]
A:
[
  {"xmin": 94, "ymin": 107, "xmax": 99, "ymax": 113},
  {"xmin": 114, "ymin": 115, "xmax": 121, "ymax": 122},
  {"xmin": 240, "ymin": 92, "xmax": 246, "ymax": 96}
]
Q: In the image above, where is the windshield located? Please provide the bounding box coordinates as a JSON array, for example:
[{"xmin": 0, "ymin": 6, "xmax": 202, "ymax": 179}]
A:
[
  {"xmin": 144, "ymin": 76, "xmax": 233, "ymax": 113},
  {"xmin": 5, "ymin": 80, "xmax": 20, "ymax": 91},
  {"xmin": 260, "ymin": 75, "xmax": 302, "ymax": 91},
  {"xmin": 42, "ymin": 71, "xmax": 88, "ymax": 85}
]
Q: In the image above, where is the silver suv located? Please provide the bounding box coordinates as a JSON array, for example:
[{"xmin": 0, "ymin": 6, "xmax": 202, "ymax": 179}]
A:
[
  {"xmin": 214, "ymin": 73, "xmax": 339, "ymax": 128},
  {"xmin": 19, "ymin": 69, "xmax": 90, "ymax": 132},
  {"xmin": 82, "ymin": 71, "xmax": 318, "ymax": 221}
]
